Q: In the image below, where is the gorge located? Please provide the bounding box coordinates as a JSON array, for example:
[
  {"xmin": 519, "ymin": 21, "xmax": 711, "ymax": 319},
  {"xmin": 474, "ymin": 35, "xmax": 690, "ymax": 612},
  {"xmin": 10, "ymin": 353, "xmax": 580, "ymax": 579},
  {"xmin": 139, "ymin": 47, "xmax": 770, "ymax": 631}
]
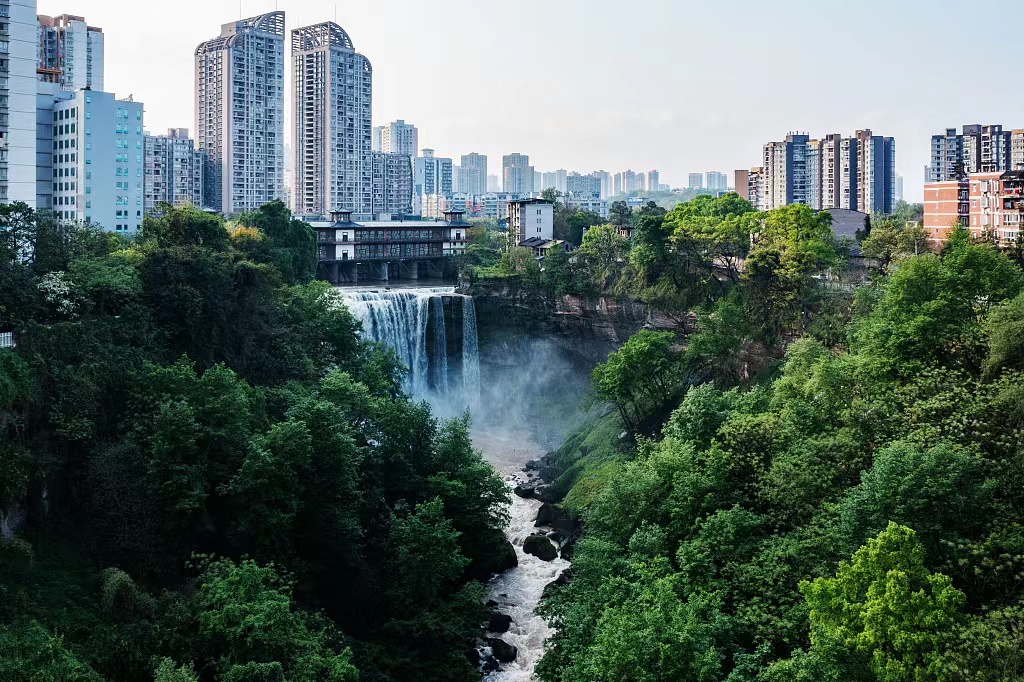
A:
[{"xmin": 335, "ymin": 284, "xmax": 632, "ymax": 679}]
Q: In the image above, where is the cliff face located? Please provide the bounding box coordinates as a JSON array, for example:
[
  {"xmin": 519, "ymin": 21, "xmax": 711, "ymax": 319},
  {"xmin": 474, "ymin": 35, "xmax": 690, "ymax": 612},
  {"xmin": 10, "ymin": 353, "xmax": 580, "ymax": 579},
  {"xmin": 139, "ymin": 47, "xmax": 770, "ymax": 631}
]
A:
[{"xmin": 464, "ymin": 281, "xmax": 655, "ymax": 364}]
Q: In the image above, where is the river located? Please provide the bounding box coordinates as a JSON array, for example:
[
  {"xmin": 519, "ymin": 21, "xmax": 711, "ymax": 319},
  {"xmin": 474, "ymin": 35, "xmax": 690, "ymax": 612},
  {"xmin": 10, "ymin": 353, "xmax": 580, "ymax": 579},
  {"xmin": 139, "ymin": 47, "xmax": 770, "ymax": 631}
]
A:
[{"xmin": 473, "ymin": 425, "xmax": 569, "ymax": 681}]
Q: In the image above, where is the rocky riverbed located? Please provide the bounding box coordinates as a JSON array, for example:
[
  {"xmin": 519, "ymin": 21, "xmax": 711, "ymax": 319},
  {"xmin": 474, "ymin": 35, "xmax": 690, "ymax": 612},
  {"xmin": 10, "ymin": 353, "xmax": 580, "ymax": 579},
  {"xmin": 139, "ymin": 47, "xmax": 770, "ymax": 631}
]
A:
[{"xmin": 472, "ymin": 426, "xmax": 574, "ymax": 681}]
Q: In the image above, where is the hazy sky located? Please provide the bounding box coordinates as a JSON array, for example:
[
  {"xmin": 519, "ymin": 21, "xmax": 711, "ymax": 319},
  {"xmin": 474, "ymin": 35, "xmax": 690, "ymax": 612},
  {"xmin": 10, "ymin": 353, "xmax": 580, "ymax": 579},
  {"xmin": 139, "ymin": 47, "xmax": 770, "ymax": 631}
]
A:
[{"xmin": 39, "ymin": 0, "xmax": 1024, "ymax": 202}]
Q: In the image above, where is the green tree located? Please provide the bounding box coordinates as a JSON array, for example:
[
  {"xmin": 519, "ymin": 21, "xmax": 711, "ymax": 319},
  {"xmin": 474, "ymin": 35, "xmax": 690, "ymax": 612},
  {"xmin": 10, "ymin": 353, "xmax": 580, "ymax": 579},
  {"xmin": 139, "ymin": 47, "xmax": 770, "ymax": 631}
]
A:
[
  {"xmin": 800, "ymin": 523, "xmax": 966, "ymax": 682},
  {"xmin": 592, "ymin": 330, "xmax": 680, "ymax": 431}
]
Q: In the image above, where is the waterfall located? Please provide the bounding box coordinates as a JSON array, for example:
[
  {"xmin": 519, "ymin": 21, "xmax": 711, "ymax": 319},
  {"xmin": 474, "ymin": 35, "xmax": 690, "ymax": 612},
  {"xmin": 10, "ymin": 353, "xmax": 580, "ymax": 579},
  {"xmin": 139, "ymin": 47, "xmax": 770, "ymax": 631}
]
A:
[
  {"xmin": 462, "ymin": 296, "xmax": 481, "ymax": 409},
  {"xmin": 431, "ymin": 296, "xmax": 449, "ymax": 394},
  {"xmin": 333, "ymin": 286, "xmax": 480, "ymax": 413}
]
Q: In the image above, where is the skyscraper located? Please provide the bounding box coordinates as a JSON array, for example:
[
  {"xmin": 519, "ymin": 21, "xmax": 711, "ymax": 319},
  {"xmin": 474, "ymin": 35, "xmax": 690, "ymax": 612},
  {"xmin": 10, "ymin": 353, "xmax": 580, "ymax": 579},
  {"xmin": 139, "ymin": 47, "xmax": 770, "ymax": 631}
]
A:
[
  {"xmin": 377, "ymin": 120, "xmax": 418, "ymax": 157},
  {"xmin": 414, "ymin": 149, "xmax": 453, "ymax": 213},
  {"xmin": 688, "ymin": 173, "xmax": 703, "ymax": 190},
  {"xmin": 144, "ymin": 128, "xmax": 204, "ymax": 213},
  {"xmin": 195, "ymin": 11, "xmax": 285, "ymax": 214},
  {"xmin": 4, "ymin": 0, "xmax": 36, "ymax": 206},
  {"xmin": 371, "ymin": 151, "xmax": 413, "ymax": 216},
  {"xmin": 291, "ymin": 21, "xmax": 372, "ymax": 216},
  {"xmin": 459, "ymin": 153, "xmax": 487, "ymax": 196},
  {"xmin": 647, "ymin": 170, "xmax": 660, "ymax": 193},
  {"xmin": 705, "ymin": 171, "xmax": 728, "ymax": 192},
  {"xmin": 502, "ymin": 153, "xmax": 532, "ymax": 194},
  {"xmin": 37, "ymin": 14, "xmax": 104, "ymax": 91}
]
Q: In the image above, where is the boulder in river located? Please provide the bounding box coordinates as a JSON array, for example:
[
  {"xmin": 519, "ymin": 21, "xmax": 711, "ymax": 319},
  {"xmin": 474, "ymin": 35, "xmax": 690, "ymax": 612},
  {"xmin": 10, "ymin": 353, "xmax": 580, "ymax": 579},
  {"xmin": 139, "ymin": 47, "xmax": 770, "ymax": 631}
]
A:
[
  {"xmin": 533, "ymin": 484, "xmax": 559, "ymax": 504},
  {"xmin": 487, "ymin": 637, "xmax": 518, "ymax": 663},
  {"xmin": 535, "ymin": 502, "xmax": 572, "ymax": 528},
  {"xmin": 488, "ymin": 612, "xmax": 513, "ymax": 634},
  {"xmin": 514, "ymin": 481, "xmax": 537, "ymax": 499},
  {"xmin": 523, "ymin": 534, "xmax": 558, "ymax": 561}
]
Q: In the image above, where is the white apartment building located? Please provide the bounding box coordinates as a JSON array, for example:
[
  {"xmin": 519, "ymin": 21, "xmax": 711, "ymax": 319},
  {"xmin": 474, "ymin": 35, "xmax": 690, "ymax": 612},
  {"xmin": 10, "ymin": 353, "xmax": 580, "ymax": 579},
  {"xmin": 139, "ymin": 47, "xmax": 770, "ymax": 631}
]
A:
[
  {"xmin": 459, "ymin": 153, "xmax": 487, "ymax": 195},
  {"xmin": 291, "ymin": 21, "xmax": 372, "ymax": 216},
  {"xmin": 564, "ymin": 194, "xmax": 607, "ymax": 218},
  {"xmin": 143, "ymin": 128, "xmax": 204, "ymax": 213},
  {"xmin": 195, "ymin": 11, "xmax": 285, "ymax": 215},
  {"xmin": 51, "ymin": 90, "xmax": 143, "ymax": 232},
  {"xmin": 3, "ymin": 0, "xmax": 38, "ymax": 206},
  {"xmin": 37, "ymin": 14, "xmax": 103, "ymax": 91},
  {"xmin": 375, "ymin": 119, "xmax": 417, "ymax": 157},
  {"xmin": 502, "ymin": 153, "xmax": 532, "ymax": 194},
  {"xmin": 414, "ymin": 148, "xmax": 452, "ymax": 212},
  {"xmin": 507, "ymin": 198, "xmax": 553, "ymax": 246}
]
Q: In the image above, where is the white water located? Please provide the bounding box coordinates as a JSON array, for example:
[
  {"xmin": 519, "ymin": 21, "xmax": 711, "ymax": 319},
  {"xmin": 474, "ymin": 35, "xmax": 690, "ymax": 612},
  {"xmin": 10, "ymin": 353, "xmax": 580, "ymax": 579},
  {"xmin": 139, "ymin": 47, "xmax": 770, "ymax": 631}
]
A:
[
  {"xmin": 474, "ymin": 427, "xmax": 568, "ymax": 682},
  {"xmin": 333, "ymin": 286, "xmax": 481, "ymax": 413}
]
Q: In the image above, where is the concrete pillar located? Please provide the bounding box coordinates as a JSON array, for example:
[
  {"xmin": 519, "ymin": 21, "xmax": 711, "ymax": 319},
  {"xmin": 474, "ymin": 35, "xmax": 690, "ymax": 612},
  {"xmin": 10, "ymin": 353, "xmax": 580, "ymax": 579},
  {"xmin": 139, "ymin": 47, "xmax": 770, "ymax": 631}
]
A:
[
  {"xmin": 400, "ymin": 261, "xmax": 420, "ymax": 280},
  {"xmin": 329, "ymin": 262, "xmax": 339, "ymax": 285}
]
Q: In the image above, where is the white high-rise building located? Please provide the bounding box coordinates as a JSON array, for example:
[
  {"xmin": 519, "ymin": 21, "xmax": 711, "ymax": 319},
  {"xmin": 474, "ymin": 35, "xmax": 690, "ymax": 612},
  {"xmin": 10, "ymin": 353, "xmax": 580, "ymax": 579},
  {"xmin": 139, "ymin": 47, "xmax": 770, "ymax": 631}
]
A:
[
  {"xmin": 36, "ymin": 14, "xmax": 103, "ymax": 91},
  {"xmin": 51, "ymin": 90, "xmax": 144, "ymax": 232},
  {"xmin": 5, "ymin": 0, "xmax": 38, "ymax": 206},
  {"xmin": 291, "ymin": 21, "xmax": 372, "ymax": 216},
  {"xmin": 195, "ymin": 11, "xmax": 285, "ymax": 215},
  {"xmin": 503, "ymin": 153, "xmax": 532, "ymax": 194},
  {"xmin": 144, "ymin": 128, "xmax": 204, "ymax": 213},
  {"xmin": 377, "ymin": 119, "xmax": 417, "ymax": 157},
  {"xmin": 413, "ymin": 148, "xmax": 452, "ymax": 213},
  {"xmin": 460, "ymin": 153, "xmax": 487, "ymax": 196}
]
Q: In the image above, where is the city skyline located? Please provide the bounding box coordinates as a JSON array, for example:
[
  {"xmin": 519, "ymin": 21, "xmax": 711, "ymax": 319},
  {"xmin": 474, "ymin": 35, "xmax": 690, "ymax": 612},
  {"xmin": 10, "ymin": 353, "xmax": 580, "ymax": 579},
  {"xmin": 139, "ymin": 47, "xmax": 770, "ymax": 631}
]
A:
[{"xmin": 37, "ymin": 0, "xmax": 1024, "ymax": 202}]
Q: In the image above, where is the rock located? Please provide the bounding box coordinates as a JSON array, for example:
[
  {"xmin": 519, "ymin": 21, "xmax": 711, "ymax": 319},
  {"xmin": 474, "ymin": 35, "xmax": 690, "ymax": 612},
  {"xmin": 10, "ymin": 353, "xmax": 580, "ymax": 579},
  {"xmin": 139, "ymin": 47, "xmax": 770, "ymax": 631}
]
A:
[
  {"xmin": 535, "ymin": 502, "xmax": 573, "ymax": 528},
  {"xmin": 560, "ymin": 536, "xmax": 577, "ymax": 561},
  {"xmin": 481, "ymin": 655, "xmax": 500, "ymax": 673},
  {"xmin": 547, "ymin": 530, "xmax": 566, "ymax": 544},
  {"xmin": 513, "ymin": 481, "xmax": 536, "ymax": 499},
  {"xmin": 525, "ymin": 458, "xmax": 543, "ymax": 471},
  {"xmin": 523, "ymin": 534, "xmax": 558, "ymax": 561},
  {"xmin": 533, "ymin": 484, "xmax": 559, "ymax": 504},
  {"xmin": 485, "ymin": 599, "xmax": 499, "ymax": 608},
  {"xmin": 487, "ymin": 637, "xmax": 518, "ymax": 663},
  {"xmin": 542, "ymin": 569, "xmax": 573, "ymax": 600},
  {"xmin": 488, "ymin": 612, "xmax": 513, "ymax": 634}
]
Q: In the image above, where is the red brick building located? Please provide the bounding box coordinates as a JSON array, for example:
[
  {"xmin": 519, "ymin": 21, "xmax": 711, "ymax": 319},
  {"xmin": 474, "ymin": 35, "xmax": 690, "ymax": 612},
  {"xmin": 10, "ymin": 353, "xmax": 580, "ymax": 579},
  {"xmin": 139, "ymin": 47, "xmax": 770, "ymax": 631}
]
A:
[
  {"xmin": 923, "ymin": 180, "xmax": 969, "ymax": 248},
  {"xmin": 966, "ymin": 171, "xmax": 1024, "ymax": 246}
]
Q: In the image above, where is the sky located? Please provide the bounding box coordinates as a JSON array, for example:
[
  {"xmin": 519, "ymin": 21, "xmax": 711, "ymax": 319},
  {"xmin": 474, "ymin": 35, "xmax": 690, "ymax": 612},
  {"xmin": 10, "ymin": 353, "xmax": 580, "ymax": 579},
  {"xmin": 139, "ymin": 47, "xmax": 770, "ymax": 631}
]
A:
[{"xmin": 38, "ymin": 0, "xmax": 1024, "ymax": 202}]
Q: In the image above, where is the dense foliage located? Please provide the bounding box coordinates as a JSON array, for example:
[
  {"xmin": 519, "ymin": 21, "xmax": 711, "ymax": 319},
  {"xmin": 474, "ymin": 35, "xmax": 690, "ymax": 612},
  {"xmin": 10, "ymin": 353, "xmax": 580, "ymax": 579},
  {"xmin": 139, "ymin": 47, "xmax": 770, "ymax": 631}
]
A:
[
  {"xmin": 538, "ymin": 222, "xmax": 1024, "ymax": 680},
  {"xmin": 0, "ymin": 202, "xmax": 509, "ymax": 681}
]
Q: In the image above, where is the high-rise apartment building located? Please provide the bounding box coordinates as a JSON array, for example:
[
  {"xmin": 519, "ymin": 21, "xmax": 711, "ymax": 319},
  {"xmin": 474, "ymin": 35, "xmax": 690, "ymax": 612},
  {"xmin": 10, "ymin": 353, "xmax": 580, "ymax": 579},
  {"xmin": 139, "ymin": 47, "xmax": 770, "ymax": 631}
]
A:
[
  {"xmin": 291, "ymin": 21, "xmax": 372, "ymax": 216},
  {"xmin": 195, "ymin": 11, "xmax": 285, "ymax": 215},
  {"xmin": 928, "ymin": 125, "xmax": 1011, "ymax": 183},
  {"xmin": 566, "ymin": 172, "xmax": 601, "ymax": 198},
  {"xmin": 855, "ymin": 130, "xmax": 896, "ymax": 216},
  {"xmin": 51, "ymin": 90, "xmax": 144, "ymax": 231},
  {"xmin": 688, "ymin": 173, "xmax": 703, "ymax": 190},
  {"xmin": 733, "ymin": 167, "xmax": 763, "ymax": 208},
  {"xmin": 457, "ymin": 153, "xmax": 487, "ymax": 196},
  {"xmin": 705, "ymin": 171, "xmax": 728, "ymax": 192},
  {"xmin": 371, "ymin": 151, "xmax": 412, "ymax": 216},
  {"xmin": 502, "ymin": 153, "xmax": 532, "ymax": 194},
  {"xmin": 647, "ymin": 170, "xmax": 660, "ymax": 194},
  {"xmin": 376, "ymin": 119, "xmax": 417, "ymax": 157},
  {"xmin": 414, "ymin": 149, "xmax": 453, "ymax": 212},
  {"xmin": 540, "ymin": 171, "xmax": 557, "ymax": 192},
  {"xmin": 3, "ymin": 0, "xmax": 36, "ymax": 206},
  {"xmin": 143, "ymin": 128, "xmax": 204, "ymax": 213},
  {"xmin": 761, "ymin": 134, "xmax": 810, "ymax": 210},
  {"xmin": 36, "ymin": 14, "xmax": 103, "ymax": 90},
  {"xmin": 761, "ymin": 130, "xmax": 894, "ymax": 214}
]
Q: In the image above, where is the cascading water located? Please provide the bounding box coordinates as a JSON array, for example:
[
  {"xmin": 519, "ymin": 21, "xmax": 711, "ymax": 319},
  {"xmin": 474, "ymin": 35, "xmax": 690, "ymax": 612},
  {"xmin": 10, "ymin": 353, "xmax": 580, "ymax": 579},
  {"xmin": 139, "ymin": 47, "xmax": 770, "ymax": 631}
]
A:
[
  {"xmin": 333, "ymin": 286, "xmax": 481, "ymax": 413},
  {"xmin": 336, "ymin": 285, "xmax": 573, "ymax": 680},
  {"xmin": 462, "ymin": 296, "xmax": 481, "ymax": 408}
]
